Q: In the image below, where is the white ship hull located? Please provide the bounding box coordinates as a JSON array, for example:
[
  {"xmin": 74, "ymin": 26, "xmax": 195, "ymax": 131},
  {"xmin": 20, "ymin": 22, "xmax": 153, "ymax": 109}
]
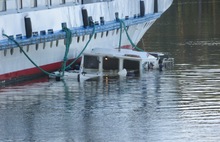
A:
[{"xmin": 0, "ymin": 0, "xmax": 173, "ymax": 84}]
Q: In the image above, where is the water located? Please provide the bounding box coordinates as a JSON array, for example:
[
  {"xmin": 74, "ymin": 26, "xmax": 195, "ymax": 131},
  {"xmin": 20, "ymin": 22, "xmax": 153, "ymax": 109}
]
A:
[{"xmin": 1, "ymin": 0, "xmax": 220, "ymax": 141}]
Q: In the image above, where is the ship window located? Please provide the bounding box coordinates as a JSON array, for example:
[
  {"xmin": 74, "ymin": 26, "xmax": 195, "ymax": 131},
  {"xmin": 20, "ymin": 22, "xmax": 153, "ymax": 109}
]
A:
[
  {"xmin": 103, "ymin": 57, "xmax": 119, "ymax": 70},
  {"xmin": 32, "ymin": 0, "xmax": 37, "ymax": 7},
  {"xmin": 101, "ymin": 32, "xmax": 104, "ymax": 38},
  {"xmin": 4, "ymin": 49, "xmax": 7, "ymax": 56},
  {"xmin": 19, "ymin": 0, "xmax": 23, "ymax": 9},
  {"xmin": 123, "ymin": 59, "xmax": 140, "ymax": 71},
  {"xmin": 82, "ymin": 36, "xmax": 85, "ymax": 42},
  {"xmin": 77, "ymin": 36, "xmax": 80, "ymax": 43},
  {"xmin": 61, "ymin": 0, "xmax": 66, "ymax": 4},
  {"xmin": 106, "ymin": 31, "xmax": 109, "ymax": 37},
  {"xmin": 84, "ymin": 55, "xmax": 99, "ymax": 69},
  {"xmin": 0, "ymin": 0, "xmax": 6, "ymax": 11}
]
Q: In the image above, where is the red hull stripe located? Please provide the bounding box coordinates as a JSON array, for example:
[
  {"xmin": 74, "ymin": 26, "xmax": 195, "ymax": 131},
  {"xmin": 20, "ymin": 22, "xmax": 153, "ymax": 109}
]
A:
[
  {"xmin": 0, "ymin": 62, "xmax": 62, "ymax": 81},
  {"xmin": 0, "ymin": 58, "xmax": 81, "ymax": 81}
]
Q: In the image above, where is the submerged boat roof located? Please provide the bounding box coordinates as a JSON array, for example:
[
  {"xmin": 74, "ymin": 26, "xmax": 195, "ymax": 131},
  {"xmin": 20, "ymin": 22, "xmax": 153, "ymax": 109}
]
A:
[{"xmin": 84, "ymin": 48, "xmax": 156, "ymax": 60}]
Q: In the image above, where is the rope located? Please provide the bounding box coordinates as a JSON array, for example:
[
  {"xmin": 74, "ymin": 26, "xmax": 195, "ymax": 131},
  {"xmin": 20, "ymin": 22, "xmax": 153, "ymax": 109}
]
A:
[
  {"xmin": 118, "ymin": 20, "xmax": 123, "ymax": 51},
  {"xmin": 65, "ymin": 26, "xmax": 96, "ymax": 69},
  {"xmin": 61, "ymin": 27, "xmax": 72, "ymax": 76},
  {"xmin": 3, "ymin": 33, "xmax": 54, "ymax": 76},
  {"xmin": 118, "ymin": 19, "xmax": 144, "ymax": 51},
  {"xmin": 3, "ymin": 26, "xmax": 73, "ymax": 78}
]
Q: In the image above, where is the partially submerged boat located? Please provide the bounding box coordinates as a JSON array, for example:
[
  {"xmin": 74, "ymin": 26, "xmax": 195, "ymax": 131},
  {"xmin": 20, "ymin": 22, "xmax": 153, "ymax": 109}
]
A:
[{"xmin": 50, "ymin": 47, "xmax": 174, "ymax": 81}]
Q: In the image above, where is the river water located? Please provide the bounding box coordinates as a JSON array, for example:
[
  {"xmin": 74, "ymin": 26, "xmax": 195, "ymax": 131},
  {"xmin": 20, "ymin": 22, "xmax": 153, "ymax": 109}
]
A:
[{"xmin": 1, "ymin": 0, "xmax": 220, "ymax": 142}]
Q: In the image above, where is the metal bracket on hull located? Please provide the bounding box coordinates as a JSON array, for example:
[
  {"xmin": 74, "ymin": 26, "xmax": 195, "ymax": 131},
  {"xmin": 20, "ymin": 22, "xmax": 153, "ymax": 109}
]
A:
[{"xmin": 0, "ymin": 13, "xmax": 161, "ymax": 50}]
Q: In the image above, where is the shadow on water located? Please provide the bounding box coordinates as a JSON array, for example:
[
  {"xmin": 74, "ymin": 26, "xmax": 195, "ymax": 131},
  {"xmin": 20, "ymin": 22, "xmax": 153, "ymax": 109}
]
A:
[{"xmin": 1, "ymin": 0, "xmax": 220, "ymax": 141}]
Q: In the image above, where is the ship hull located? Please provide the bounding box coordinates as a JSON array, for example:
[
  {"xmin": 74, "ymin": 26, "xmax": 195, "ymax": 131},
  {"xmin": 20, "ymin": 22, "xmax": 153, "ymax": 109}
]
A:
[{"xmin": 0, "ymin": 0, "xmax": 173, "ymax": 84}]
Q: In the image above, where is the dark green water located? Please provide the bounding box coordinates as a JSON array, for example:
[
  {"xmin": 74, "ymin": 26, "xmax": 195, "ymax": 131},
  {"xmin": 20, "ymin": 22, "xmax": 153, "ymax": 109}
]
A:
[{"xmin": 1, "ymin": 0, "xmax": 220, "ymax": 141}]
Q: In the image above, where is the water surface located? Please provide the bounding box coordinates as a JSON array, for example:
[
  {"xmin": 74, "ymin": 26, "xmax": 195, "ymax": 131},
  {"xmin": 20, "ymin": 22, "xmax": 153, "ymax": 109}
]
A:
[{"xmin": 1, "ymin": 0, "xmax": 220, "ymax": 141}]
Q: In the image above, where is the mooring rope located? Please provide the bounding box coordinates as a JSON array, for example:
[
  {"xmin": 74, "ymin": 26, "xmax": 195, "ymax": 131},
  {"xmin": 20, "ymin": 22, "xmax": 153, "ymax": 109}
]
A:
[
  {"xmin": 118, "ymin": 19, "xmax": 144, "ymax": 51},
  {"xmin": 3, "ymin": 26, "xmax": 73, "ymax": 78},
  {"xmin": 65, "ymin": 25, "xmax": 96, "ymax": 69},
  {"xmin": 3, "ymin": 33, "xmax": 54, "ymax": 76}
]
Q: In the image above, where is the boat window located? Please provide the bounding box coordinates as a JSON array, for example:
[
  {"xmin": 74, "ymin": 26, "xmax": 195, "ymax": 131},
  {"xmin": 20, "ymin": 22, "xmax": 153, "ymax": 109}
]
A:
[
  {"xmin": 19, "ymin": 0, "xmax": 23, "ymax": 9},
  {"xmin": 123, "ymin": 59, "xmax": 139, "ymax": 71},
  {"xmin": 101, "ymin": 32, "xmax": 104, "ymax": 38},
  {"xmin": 106, "ymin": 31, "xmax": 109, "ymax": 37},
  {"xmin": 32, "ymin": 0, "xmax": 37, "ymax": 7},
  {"xmin": 82, "ymin": 35, "xmax": 85, "ymax": 42},
  {"xmin": 103, "ymin": 57, "xmax": 119, "ymax": 70},
  {"xmin": 84, "ymin": 55, "xmax": 99, "ymax": 69},
  {"xmin": 61, "ymin": 0, "xmax": 66, "ymax": 4}
]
